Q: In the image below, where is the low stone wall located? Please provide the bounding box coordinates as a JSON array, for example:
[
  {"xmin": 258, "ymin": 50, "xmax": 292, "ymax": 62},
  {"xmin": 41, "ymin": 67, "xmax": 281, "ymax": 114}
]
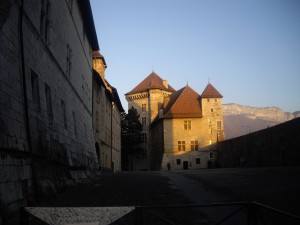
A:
[{"xmin": 217, "ymin": 118, "xmax": 300, "ymax": 168}]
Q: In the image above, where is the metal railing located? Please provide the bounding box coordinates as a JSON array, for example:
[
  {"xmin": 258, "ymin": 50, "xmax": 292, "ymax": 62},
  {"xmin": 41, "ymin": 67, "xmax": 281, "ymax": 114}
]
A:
[{"xmin": 134, "ymin": 202, "xmax": 300, "ymax": 225}]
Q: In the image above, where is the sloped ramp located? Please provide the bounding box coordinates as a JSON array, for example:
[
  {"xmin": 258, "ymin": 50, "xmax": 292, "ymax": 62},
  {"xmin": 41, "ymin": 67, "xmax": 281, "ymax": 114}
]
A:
[{"xmin": 24, "ymin": 207, "xmax": 135, "ymax": 225}]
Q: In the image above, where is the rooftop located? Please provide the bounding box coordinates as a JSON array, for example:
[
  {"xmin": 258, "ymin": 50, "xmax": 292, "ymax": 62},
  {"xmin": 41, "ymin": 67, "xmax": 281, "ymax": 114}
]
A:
[
  {"xmin": 201, "ymin": 83, "xmax": 223, "ymax": 98},
  {"xmin": 126, "ymin": 72, "xmax": 175, "ymax": 95},
  {"xmin": 163, "ymin": 85, "xmax": 203, "ymax": 118}
]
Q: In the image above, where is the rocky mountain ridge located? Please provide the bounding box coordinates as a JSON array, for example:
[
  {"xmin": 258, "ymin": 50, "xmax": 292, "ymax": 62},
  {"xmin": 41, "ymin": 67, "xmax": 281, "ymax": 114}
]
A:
[
  {"xmin": 223, "ymin": 103, "xmax": 299, "ymax": 123},
  {"xmin": 222, "ymin": 103, "xmax": 300, "ymax": 139}
]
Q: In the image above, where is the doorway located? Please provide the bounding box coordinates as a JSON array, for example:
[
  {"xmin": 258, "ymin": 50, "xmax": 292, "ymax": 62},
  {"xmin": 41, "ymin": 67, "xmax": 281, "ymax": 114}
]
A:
[{"xmin": 183, "ymin": 161, "xmax": 189, "ymax": 170}]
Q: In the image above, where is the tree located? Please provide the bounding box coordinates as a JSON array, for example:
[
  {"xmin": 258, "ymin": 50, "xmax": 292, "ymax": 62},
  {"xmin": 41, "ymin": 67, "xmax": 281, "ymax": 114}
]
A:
[{"xmin": 121, "ymin": 106, "xmax": 143, "ymax": 170}]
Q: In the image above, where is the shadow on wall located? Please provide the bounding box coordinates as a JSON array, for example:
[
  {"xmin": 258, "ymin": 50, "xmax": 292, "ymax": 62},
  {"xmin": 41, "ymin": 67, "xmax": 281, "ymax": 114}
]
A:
[{"xmin": 217, "ymin": 118, "xmax": 300, "ymax": 168}]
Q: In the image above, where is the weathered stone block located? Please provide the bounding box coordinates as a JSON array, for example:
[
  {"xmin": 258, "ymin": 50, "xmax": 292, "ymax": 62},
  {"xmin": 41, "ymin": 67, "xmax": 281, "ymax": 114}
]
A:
[
  {"xmin": 15, "ymin": 182, "xmax": 23, "ymax": 200},
  {"xmin": 10, "ymin": 166, "xmax": 19, "ymax": 182},
  {"xmin": 0, "ymin": 134, "xmax": 8, "ymax": 148},
  {"xmin": 2, "ymin": 182, "xmax": 18, "ymax": 204},
  {"xmin": 22, "ymin": 165, "xmax": 31, "ymax": 180},
  {"xmin": 7, "ymin": 137, "xmax": 18, "ymax": 149},
  {"xmin": 0, "ymin": 165, "xmax": 11, "ymax": 182}
]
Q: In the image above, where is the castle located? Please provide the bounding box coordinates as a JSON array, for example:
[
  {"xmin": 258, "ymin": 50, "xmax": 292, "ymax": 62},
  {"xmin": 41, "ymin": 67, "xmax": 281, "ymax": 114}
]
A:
[{"xmin": 125, "ymin": 72, "xmax": 225, "ymax": 170}]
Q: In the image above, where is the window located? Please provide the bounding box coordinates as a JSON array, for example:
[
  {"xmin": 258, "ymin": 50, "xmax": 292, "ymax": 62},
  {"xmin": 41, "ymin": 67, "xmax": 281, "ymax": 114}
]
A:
[
  {"xmin": 207, "ymin": 99, "xmax": 210, "ymax": 102},
  {"xmin": 105, "ymin": 127, "xmax": 109, "ymax": 143},
  {"xmin": 142, "ymin": 117, "xmax": 146, "ymax": 126},
  {"xmin": 209, "ymin": 140, "xmax": 212, "ymax": 145},
  {"xmin": 142, "ymin": 104, "xmax": 146, "ymax": 111},
  {"xmin": 96, "ymin": 88, "xmax": 100, "ymax": 103},
  {"xmin": 45, "ymin": 84, "xmax": 53, "ymax": 120},
  {"xmin": 214, "ymin": 99, "xmax": 218, "ymax": 103},
  {"xmin": 143, "ymin": 147, "xmax": 147, "ymax": 158},
  {"xmin": 61, "ymin": 100, "xmax": 67, "ymax": 129},
  {"xmin": 217, "ymin": 131, "xmax": 221, "ymax": 139},
  {"xmin": 31, "ymin": 70, "xmax": 40, "ymax": 112},
  {"xmin": 176, "ymin": 159, "xmax": 181, "ymax": 165},
  {"xmin": 196, "ymin": 158, "xmax": 201, "ymax": 164},
  {"xmin": 184, "ymin": 120, "xmax": 191, "ymax": 130},
  {"xmin": 84, "ymin": 123, "xmax": 88, "ymax": 141},
  {"xmin": 208, "ymin": 118, "xmax": 212, "ymax": 125},
  {"xmin": 210, "ymin": 152, "xmax": 214, "ymax": 158},
  {"xmin": 191, "ymin": 141, "xmax": 199, "ymax": 151},
  {"xmin": 209, "ymin": 128, "xmax": 212, "ymax": 134},
  {"xmin": 96, "ymin": 111, "xmax": 99, "ymax": 132},
  {"xmin": 211, "ymin": 108, "xmax": 214, "ymax": 113},
  {"xmin": 0, "ymin": 0, "xmax": 11, "ymax": 28},
  {"xmin": 178, "ymin": 141, "xmax": 185, "ymax": 151},
  {"xmin": 66, "ymin": 44, "xmax": 72, "ymax": 76},
  {"xmin": 217, "ymin": 121, "xmax": 222, "ymax": 129},
  {"xmin": 72, "ymin": 111, "xmax": 77, "ymax": 137},
  {"xmin": 40, "ymin": 0, "xmax": 50, "ymax": 42},
  {"xmin": 142, "ymin": 133, "xmax": 147, "ymax": 143}
]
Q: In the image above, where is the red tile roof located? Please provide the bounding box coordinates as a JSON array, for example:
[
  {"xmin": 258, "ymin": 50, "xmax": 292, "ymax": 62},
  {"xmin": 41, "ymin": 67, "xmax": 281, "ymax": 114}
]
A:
[
  {"xmin": 92, "ymin": 51, "xmax": 103, "ymax": 58},
  {"xmin": 163, "ymin": 85, "xmax": 202, "ymax": 118},
  {"xmin": 125, "ymin": 72, "xmax": 176, "ymax": 95},
  {"xmin": 201, "ymin": 83, "xmax": 223, "ymax": 98}
]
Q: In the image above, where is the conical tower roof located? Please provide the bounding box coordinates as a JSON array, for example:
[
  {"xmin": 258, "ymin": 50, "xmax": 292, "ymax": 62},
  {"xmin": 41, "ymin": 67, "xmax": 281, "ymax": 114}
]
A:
[
  {"xmin": 201, "ymin": 83, "xmax": 223, "ymax": 98},
  {"xmin": 126, "ymin": 72, "xmax": 175, "ymax": 95}
]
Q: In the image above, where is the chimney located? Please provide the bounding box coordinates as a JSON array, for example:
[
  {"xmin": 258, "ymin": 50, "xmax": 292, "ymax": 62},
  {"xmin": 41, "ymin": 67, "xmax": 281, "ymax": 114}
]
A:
[
  {"xmin": 163, "ymin": 80, "xmax": 168, "ymax": 88},
  {"xmin": 163, "ymin": 96, "xmax": 170, "ymax": 108}
]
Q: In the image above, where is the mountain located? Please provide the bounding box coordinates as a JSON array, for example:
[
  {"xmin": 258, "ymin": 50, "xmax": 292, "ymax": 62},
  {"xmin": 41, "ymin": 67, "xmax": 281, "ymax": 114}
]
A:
[{"xmin": 223, "ymin": 104, "xmax": 299, "ymax": 139}]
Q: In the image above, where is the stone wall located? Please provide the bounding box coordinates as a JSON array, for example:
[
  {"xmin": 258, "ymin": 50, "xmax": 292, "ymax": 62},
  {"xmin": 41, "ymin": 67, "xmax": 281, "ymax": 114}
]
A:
[
  {"xmin": 93, "ymin": 67, "xmax": 123, "ymax": 172},
  {"xmin": 0, "ymin": 0, "xmax": 99, "ymax": 220},
  {"xmin": 158, "ymin": 118, "xmax": 215, "ymax": 170},
  {"xmin": 217, "ymin": 118, "xmax": 300, "ymax": 167},
  {"xmin": 201, "ymin": 97, "xmax": 225, "ymax": 141}
]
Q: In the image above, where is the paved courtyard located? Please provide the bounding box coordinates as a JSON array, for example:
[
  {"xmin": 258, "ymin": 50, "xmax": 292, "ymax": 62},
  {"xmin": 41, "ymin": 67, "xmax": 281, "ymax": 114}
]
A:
[{"xmin": 31, "ymin": 167, "xmax": 300, "ymax": 224}]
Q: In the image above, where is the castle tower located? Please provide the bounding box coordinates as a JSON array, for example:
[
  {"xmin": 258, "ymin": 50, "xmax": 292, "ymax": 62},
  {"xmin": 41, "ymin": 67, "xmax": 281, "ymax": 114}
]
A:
[
  {"xmin": 125, "ymin": 71, "xmax": 175, "ymax": 124},
  {"xmin": 92, "ymin": 51, "xmax": 107, "ymax": 80},
  {"xmin": 201, "ymin": 83, "xmax": 225, "ymax": 143},
  {"xmin": 125, "ymin": 72, "xmax": 175, "ymax": 170}
]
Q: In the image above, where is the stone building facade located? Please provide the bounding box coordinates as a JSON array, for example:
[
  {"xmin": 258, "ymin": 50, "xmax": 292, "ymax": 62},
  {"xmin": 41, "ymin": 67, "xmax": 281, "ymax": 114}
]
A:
[
  {"xmin": 92, "ymin": 51, "xmax": 123, "ymax": 172},
  {"xmin": 126, "ymin": 72, "xmax": 224, "ymax": 170},
  {"xmin": 0, "ymin": 0, "xmax": 101, "ymax": 220},
  {"xmin": 125, "ymin": 72, "xmax": 175, "ymax": 170}
]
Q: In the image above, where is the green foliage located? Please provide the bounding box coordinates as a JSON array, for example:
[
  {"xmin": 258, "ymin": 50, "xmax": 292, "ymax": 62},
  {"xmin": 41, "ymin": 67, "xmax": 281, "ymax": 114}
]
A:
[
  {"xmin": 121, "ymin": 106, "xmax": 143, "ymax": 142},
  {"xmin": 121, "ymin": 106, "xmax": 144, "ymax": 170}
]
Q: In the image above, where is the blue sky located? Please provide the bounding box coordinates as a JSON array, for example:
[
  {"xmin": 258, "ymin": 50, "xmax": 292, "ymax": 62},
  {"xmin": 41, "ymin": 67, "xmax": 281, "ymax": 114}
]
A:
[{"xmin": 90, "ymin": 0, "xmax": 300, "ymax": 113}]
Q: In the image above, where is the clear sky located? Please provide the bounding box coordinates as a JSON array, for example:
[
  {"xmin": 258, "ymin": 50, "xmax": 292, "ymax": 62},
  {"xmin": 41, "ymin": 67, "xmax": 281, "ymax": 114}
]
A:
[{"xmin": 90, "ymin": 0, "xmax": 300, "ymax": 113}]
